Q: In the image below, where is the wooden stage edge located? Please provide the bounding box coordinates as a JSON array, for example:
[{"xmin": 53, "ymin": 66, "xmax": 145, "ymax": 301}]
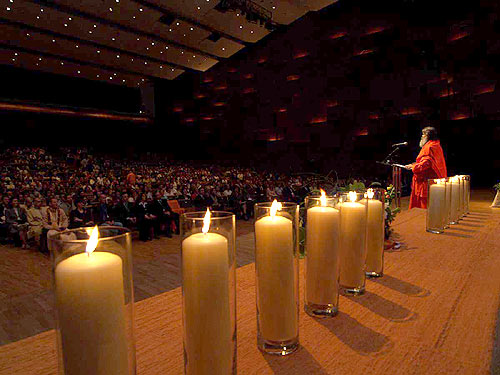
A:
[{"xmin": 0, "ymin": 191, "xmax": 499, "ymax": 374}]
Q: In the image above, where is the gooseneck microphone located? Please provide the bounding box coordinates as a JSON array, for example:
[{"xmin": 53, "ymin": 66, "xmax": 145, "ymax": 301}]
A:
[{"xmin": 392, "ymin": 141, "xmax": 408, "ymax": 147}]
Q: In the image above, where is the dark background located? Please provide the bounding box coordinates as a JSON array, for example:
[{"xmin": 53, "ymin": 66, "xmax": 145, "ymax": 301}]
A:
[{"xmin": 0, "ymin": 0, "xmax": 498, "ymax": 187}]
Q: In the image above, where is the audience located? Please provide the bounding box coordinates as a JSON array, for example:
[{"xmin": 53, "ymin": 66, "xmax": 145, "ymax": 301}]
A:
[{"xmin": 0, "ymin": 146, "xmax": 342, "ymax": 252}]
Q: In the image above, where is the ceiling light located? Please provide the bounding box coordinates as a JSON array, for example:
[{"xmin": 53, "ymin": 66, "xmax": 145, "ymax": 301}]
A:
[
  {"xmin": 110, "ymin": 76, "xmax": 112, "ymax": 79},
  {"xmin": 171, "ymin": 68, "xmax": 174, "ymax": 71},
  {"xmin": 14, "ymin": 53, "xmax": 18, "ymax": 56},
  {"xmin": 197, "ymin": 6, "xmax": 201, "ymax": 10},
  {"xmin": 222, "ymin": 47, "xmax": 225, "ymax": 51},
  {"xmin": 61, "ymin": 62, "xmax": 64, "ymax": 65},
  {"xmin": 133, "ymin": 16, "xmax": 136, "ymax": 19},
  {"xmin": 193, "ymin": 55, "xmax": 196, "ymax": 58},
  {"xmin": 52, "ymin": 39, "xmax": 55, "ymax": 43},
  {"xmin": 239, "ymin": 25, "xmax": 243, "ymax": 29},
  {"xmin": 109, "ymin": 7, "xmax": 113, "ymax": 11},
  {"xmin": 39, "ymin": 57, "xmax": 42, "ymax": 61},
  {"xmin": 190, "ymin": 27, "xmax": 194, "ymax": 31},
  {"xmin": 151, "ymin": 42, "xmax": 155, "ymax": 45},
  {"xmin": 160, "ymin": 65, "xmax": 163, "ymax": 69},
  {"xmin": 123, "ymin": 79, "xmax": 125, "ymax": 82},
  {"xmin": 40, "ymin": 8, "xmax": 43, "ymax": 12},
  {"xmin": 169, "ymin": 29, "xmax": 172, "ymax": 32},
  {"xmin": 272, "ymin": 6, "xmax": 276, "ymax": 9},
  {"xmin": 142, "ymin": 79, "xmax": 145, "ymax": 81},
  {"xmin": 145, "ymin": 62, "xmax": 147, "ymax": 65},
  {"xmin": 77, "ymin": 70, "xmax": 81, "ymax": 74},
  {"xmin": 165, "ymin": 46, "xmax": 169, "ymax": 49},
  {"xmin": 114, "ymin": 73, "xmax": 117, "ymax": 76},
  {"xmin": 160, "ymin": 51, "xmax": 163, "ymax": 54},
  {"xmin": 146, "ymin": 47, "xmax": 149, "ymax": 50},
  {"xmin": 139, "ymin": 8, "xmax": 143, "ymax": 11},
  {"xmin": 97, "ymin": 50, "xmax": 100, "ymax": 53},
  {"xmin": 97, "ymin": 74, "xmax": 100, "ymax": 77},
  {"xmin": 76, "ymin": 45, "xmax": 79, "ymax": 48},
  {"xmin": 250, "ymin": 30, "xmax": 254, "ymax": 34},
  {"xmin": 116, "ymin": 0, "xmax": 119, "ymax": 2},
  {"xmin": 176, "ymin": 22, "xmax": 180, "ymax": 26},
  {"xmin": 36, "ymin": 16, "xmax": 40, "ymax": 19},
  {"xmin": 9, "ymin": 0, "xmax": 13, "ymax": 3},
  {"xmin": 111, "ymin": 37, "xmax": 115, "ymax": 41},
  {"xmin": 237, "ymin": 13, "xmax": 240, "ymax": 16},
  {"xmin": 93, "ymin": 24, "xmax": 97, "ymax": 28},
  {"xmin": 131, "ymin": 58, "xmax": 134, "ymax": 61},
  {"xmin": 64, "ymin": 23, "xmax": 68, "ymax": 27},
  {"xmin": 117, "ymin": 55, "xmax": 120, "ymax": 58},
  {"xmin": 36, "ymin": 63, "xmax": 39, "ymax": 66},
  {"xmin": 137, "ymin": 37, "xmax": 140, "ymax": 41},
  {"xmin": 181, "ymin": 51, "xmax": 184, "ymax": 54},
  {"xmin": 183, "ymin": 34, "xmax": 186, "ymax": 37},
  {"xmin": 68, "ymin": 17, "xmax": 72, "ymax": 20},
  {"xmin": 6, "ymin": 7, "xmax": 10, "ymax": 10},
  {"xmin": 89, "ymin": 31, "xmax": 92, "ymax": 34}
]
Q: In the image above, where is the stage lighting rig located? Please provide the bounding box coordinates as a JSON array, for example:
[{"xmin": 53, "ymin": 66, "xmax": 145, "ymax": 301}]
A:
[{"xmin": 214, "ymin": 0, "xmax": 279, "ymax": 31}]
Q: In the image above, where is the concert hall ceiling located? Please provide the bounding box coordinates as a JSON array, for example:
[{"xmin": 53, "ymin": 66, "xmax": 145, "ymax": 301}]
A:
[{"xmin": 0, "ymin": 0, "xmax": 337, "ymax": 87}]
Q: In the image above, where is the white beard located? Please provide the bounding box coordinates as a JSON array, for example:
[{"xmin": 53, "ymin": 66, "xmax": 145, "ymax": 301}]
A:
[{"xmin": 419, "ymin": 137, "xmax": 428, "ymax": 148}]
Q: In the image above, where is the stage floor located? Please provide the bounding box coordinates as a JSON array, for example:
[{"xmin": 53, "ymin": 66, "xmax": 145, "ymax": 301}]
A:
[{"xmin": 0, "ymin": 190, "xmax": 499, "ymax": 373}]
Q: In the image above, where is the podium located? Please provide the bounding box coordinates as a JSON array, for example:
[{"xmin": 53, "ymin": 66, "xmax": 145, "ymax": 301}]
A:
[{"xmin": 377, "ymin": 162, "xmax": 406, "ymax": 209}]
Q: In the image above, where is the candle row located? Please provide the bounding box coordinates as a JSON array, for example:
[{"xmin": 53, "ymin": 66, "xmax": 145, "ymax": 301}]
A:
[{"xmin": 427, "ymin": 175, "xmax": 470, "ymax": 234}]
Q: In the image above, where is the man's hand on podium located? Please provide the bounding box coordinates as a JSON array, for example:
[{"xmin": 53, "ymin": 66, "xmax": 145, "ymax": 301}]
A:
[{"xmin": 403, "ymin": 164, "xmax": 413, "ymax": 171}]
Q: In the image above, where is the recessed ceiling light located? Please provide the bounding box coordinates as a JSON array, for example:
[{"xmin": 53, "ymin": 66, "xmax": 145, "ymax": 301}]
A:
[
  {"xmin": 6, "ymin": 7, "xmax": 10, "ymax": 10},
  {"xmin": 111, "ymin": 37, "xmax": 115, "ymax": 41},
  {"xmin": 146, "ymin": 47, "xmax": 149, "ymax": 50},
  {"xmin": 151, "ymin": 42, "xmax": 155, "ymax": 46},
  {"xmin": 77, "ymin": 70, "xmax": 81, "ymax": 74},
  {"xmin": 193, "ymin": 55, "xmax": 196, "ymax": 58},
  {"xmin": 142, "ymin": 78, "xmax": 145, "ymax": 81},
  {"xmin": 183, "ymin": 34, "xmax": 186, "ymax": 37},
  {"xmin": 131, "ymin": 58, "xmax": 134, "ymax": 61},
  {"xmin": 172, "ymin": 68, "xmax": 174, "ymax": 71},
  {"xmin": 39, "ymin": 57, "xmax": 42, "ymax": 61},
  {"xmin": 36, "ymin": 63, "xmax": 39, "ymax": 66},
  {"xmin": 97, "ymin": 50, "xmax": 100, "ymax": 53},
  {"xmin": 272, "ymin": 6, "xmax": 276, "ymax": 9},
  {"xmin": 160, "ymin": 51, "xmax": 163, "ymax": 54},
  {"xmin": 12, "ymin": 58, "xmax": 15, "ymax": 61},
  {"xmin": 116, "ymin": 55, "xmax": 120, "ymax": 58},
  {"xmin": 139, "ymin": 8, "xmax": 143, "ymax": 11},
  {"xmin": 160, "ymin": 65, "xmax": 163, "ymax": 69},
  {"xmin": 197, "ymin": 6, "xmax": 201, "ymax": 10},
  {"xmin": 133, "ymin": 16, "xmax": 136, "ymax": 19},
  {"xmin": 93, "ymin": 24, "xmax": 97, "ymax": 28},
  {"xmin": 89, "ymin": 31, "xmax": 92, "ymax": 34},
  {"xmin": 137, "ymin": 37, "xmax": 140, "ymax": 41},
  {"xmin": 123, "ymin": 79, "xmax": 125, "ymax": 82},
  {"xmin": 190, "ymin": 27, "xmax": 194, "ymax": 31},
  {"xmin": 68, "ymin": 17, "xmax": 72, "ymax": 20},
  {"xmin": 169, "ymin": 28, "xmax": 172, "ymax": 32},
  {"xmin": 250, "ymin": 30, "xmax": 254, "ymax": 34},
  {"xmin": 113, "ymin": 73, "xmax": 117, "ymax": 76},
  {"xmin": 176, "ymin": 22, "xmax": 180, "ymax": 26},
  {"xmin": 239, "ymin": 25, "xmax": 243, "ymax": 29},
  {"xmin": 116, "ymin": 0, "xmax": 119, "ymax": 3},
  {"xmin": 222, "ymin": 47, "xmax": 225, "ymax": 51},
  {"xmin": 237, "ymin": 13, "xmax": 240, "ymax": 16},
  {"xmin": 144, "ymin": 62, "xmax": 147, "ymax": 65},
  {"xmin": 52, "ymin": 39, "xmax": 55, "ymax": 43},
  {"xmin": 40, "ymin": 8, "xmax": 44, "ymax": 12},
  {"xmin": 109, "ymin": 7, "xmax": 113, "ymax": 11},
  {"xmin": 76, "ymin": 45, "xmax": 79, "ymax": 48},
  {"xmin": 97, "ymin": 74, "xmax": 100, "ymax": 77},
  {"xmin": 9, "ymin": 0, "xmax": 13, "ymax": 3},
  {"xmin": 61, "ymin": 62, "xmax": 64, "ymax": 65},
  {"xmin": 110, "ymin": 76, "xmax": 112, "ymax": 79},
  {"xmin": 64, "ymin": 23, "xmax": 68, "ymax": 27},
  {"xmin": 36, "ymin": 16, "xmax": 40, "ymax": 19},
  {"xmin": 14, "ymin": 53, "xmax": 18, "ymax": 56}
]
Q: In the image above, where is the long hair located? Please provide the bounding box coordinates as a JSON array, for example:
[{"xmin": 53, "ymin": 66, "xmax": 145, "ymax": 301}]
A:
[{"xmin": 422, "ymin": 126, "xmax": 438, "ymax": 140}]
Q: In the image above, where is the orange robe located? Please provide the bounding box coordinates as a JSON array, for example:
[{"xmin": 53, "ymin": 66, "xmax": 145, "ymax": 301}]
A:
[{"xmin": 409, "ymin": 140, "xmax": 447, "ymax": 209}]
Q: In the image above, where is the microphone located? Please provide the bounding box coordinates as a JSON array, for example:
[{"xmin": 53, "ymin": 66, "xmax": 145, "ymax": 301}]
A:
[{"xmin": 392, "ymin": 141, "xmax": 408, "ymax": 147}]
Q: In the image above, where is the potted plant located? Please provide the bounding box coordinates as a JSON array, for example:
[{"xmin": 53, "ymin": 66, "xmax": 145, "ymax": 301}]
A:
[{"xmin": 491, "ymin": 182, "xmax": 500, "ymax": 207}]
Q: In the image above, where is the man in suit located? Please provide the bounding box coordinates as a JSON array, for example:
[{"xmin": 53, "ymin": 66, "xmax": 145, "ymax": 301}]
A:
[
  {"xmin": 149, "ymin": 191, "xmax": 179, "ymax": 238},
  {"xmin": 6, "ymin": 198, "xmax": 29, "ymax": 248}
]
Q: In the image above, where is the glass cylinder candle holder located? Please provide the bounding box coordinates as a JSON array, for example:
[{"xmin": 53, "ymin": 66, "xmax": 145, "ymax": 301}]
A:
[
  {"xmin": 464, "ymin": 175, "xmax": 471, "ymax": 214},
  {"xmin": 427, "ymin": 179, "xmax": 447, "ymax": 234},
  {"xmin": 449, "ymin": 176, "xmax": 461, "ymax": 225},
  {"xmin": 49, "ymin": 226, "xmax": 136, "ymax": 375},
  {"xmin": 458, "ymin": 175, "xmax": 465, "ymax": 218},
  {"xmin": 304, "ymin": 192, "xmax": 340, "ymax": 318},
  {"xmin": 254, "ymin": 201, "xmax": 299, "ymax": 355},
  {"xmin": 443, "ymin": 177, "xmax": 452, "ymax": 229},
  {"xmin": 181, "ymin": 210, "xmax": 236, "ymax": 375},
  {"xmin": 363, "ymin": 188, "xmax": 386, "ymax": 278},
  {"xmin": 339, "ymin": 192, "xmax": 368, "ymax": 296}
]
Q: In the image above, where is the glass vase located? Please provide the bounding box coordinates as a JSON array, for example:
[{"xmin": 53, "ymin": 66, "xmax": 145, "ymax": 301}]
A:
[
  {"xmin": 443, "ymin": 177, "xmax": 452, "ymax": 228},
  {"xmin": 181, "ymin": 211, "xmax": 236, "ymax": 375},
  {"xmin": 338, "ymin": 192, "xmax": 368, "ymax": 296},
  {"xmin": 449, "ymin": 176, "xmax": 461, "ymax": 225},
  {"xmin": 49, "ymin": 226, "xmax": 136, "ymax": 375},
  {"xmin": 364, "ymin": 188, "xmax": 386, "ymax": 278},
  {"xmin": 304, "ymin": 194, "xmax": 340, "ymax": 318},
  {"xmin": 427, "ymin": 179, "xmax": 447, "ymax": 234},
  {"xmin": 254, "ymin": 201, "xmax": 299, "ymax": 355}
]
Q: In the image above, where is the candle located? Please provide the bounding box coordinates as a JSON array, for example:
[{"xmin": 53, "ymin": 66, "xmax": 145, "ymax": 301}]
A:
[
  {"xmin": 255, "ymin": 201, "xmax": 298, "ymax": 342},
  {"xmin": 182, "ymin": 209, "xmax": 233, "ymax": 375},
  {"xmin": 450, "ymin": 176, "xmax": 460, "ymax": 224},
  {"xmin": 55, "ymin": 227, "xmax": 130, "ymax": 375},
  {"xmin": 339, "ymin": 192, "xmax": 368, "ymax": 294},
  {"xmin": 427, "ymin": 179, "xmax": 446, "ymax": 233},
  {"xmin": 444, "ymin": 178, "xmax": 451, "ymax": 228},
  {"xmin": 364, "ymin": 189, "xmax": 385, "ymax": 276},
  {"xmin": 305, "ymin": 190, "xmax": 340, "ymax": 312}
]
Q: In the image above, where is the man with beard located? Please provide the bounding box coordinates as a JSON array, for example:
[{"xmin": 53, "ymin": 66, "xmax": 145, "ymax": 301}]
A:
[{"xmin": 404, "ymin": 127, "xmax": 447, "ymax": 209}]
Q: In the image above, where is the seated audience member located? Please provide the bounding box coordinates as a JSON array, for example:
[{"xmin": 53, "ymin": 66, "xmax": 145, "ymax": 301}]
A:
[
  {"xmin": 41, "ymin": 197, "xmax": 69, "ymax": 254},
  {"xmin": 6, "ymin": 198, "xmax": 29, "ymax": 248},
  {"xmin": 0, "ymin": 196, "xmax": 9, "ymax": 243},
  {"xmin": 149, "ymin": 191, "xmax": 175, "ymax": 238},
  {"xmin": 112, "ymin": 193, "xmax": 136, "ymax": 229},
  {"xmin": 93, "ymin": 194, "xmax": 122, "ymax": 227},
  {"xmin": 135, "ymin": 194, "xmax": 155, "ymax": 241},
  {"xmin": 27, "ymin": 197, "xmax": 44, "ymax": 246},
  {"xmin": 59, "ymin": 194, "xmax": 73, "ymax": 216},
  {"xmin": 69, "ymin": 199, "xmax": 94, "ymax": 228}
]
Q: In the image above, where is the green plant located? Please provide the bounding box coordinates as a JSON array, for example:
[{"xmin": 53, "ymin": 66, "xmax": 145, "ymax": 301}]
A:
[
  {"xmin": 337, "ymin": 181, "xmax": 366, "ymax": 193},
  {"xmin": 384, "ymin": 185, "xmax": 401, "ymax": 239},
  {"xmin": 494, "ymin": 182, "xmax": 500, "ymax": 191}
]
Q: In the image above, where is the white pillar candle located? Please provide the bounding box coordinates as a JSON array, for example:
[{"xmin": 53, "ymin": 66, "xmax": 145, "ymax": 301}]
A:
[
  {"xmin": 305, "ymin": 204, "xmax": 340, "ymax": 306},
  {"xmin": 182, "ymin": 231, "xmax": 233, "ymax": 375},
  {"xmin": 339, "ymin": 193, "xmax": 367, "ymax": 290},
  {"xmin": 427, "ymin": 180, "xmax": 446, "ymax": 231},
  {"xmin": 255, "ymin": 213, "xmax": 297, "ymax": 342},
  {"xmin": 55, "ymin": 250, "xmax": 130, "ymax": 375},
  {"xmin": 364, "ymin": 197, "xmax": 384, "ymax": 274},
  {"xmin": 450, "ymin": 177, "xmax": 461, "ymax": 223},
  {"xmin": 466, "ymin": 177, "xmax": 470, "ymax": 212}
]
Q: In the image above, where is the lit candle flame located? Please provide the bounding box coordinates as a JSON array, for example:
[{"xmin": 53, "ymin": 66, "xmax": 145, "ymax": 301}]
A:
[
  {"xmin": 202, "ymin": 208, "xmax": 211, "ymax": 234},
  {"xmin": 348, "ymin": 191, "xmax": 357, "ymax": 203},
  {"xmin": 320, "ymin": 189, "xmax": 327, "ymax": 207},
  {"xmin": 366, "ymin": 188, "xmax": 374, "ymax": 199},
  {"xmin": 270, "ymin": 199, "xmax": 282, "ymax": 218},
  {"xmin": 86, "ymin": 225, "xmax": 99, "ymax": 255}
]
